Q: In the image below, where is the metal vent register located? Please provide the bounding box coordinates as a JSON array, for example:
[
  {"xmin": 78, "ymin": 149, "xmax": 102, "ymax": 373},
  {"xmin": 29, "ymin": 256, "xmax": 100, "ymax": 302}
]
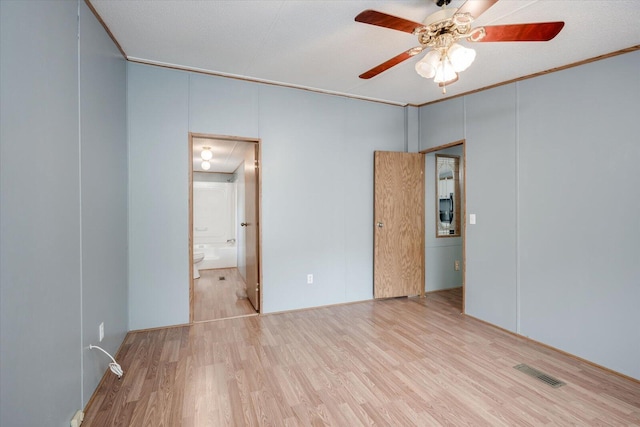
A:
[{"xmin": 514, "ymin": 364, "xmax": 566, "ymax": 388}]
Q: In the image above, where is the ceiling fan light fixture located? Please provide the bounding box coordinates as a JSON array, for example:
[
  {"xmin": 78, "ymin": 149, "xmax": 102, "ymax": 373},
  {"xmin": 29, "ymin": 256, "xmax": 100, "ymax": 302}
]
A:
[
  {"xmin": 201, "ymin": 160, "xmax": 211, "ymax": 171},
  {"xmin": 201, "ymin": 147, "xmax": 213, "ymax": 161},
  {"xmin": 447, "ymin": 43, "xmax": 476, "ymax": 72},
  {"xmin": 415, "ymin": 50, "xmax": 441, "ymax": 78},
  {"xmin": 434, "ymin": 58, "xmax": 457, "ymax": 83}
]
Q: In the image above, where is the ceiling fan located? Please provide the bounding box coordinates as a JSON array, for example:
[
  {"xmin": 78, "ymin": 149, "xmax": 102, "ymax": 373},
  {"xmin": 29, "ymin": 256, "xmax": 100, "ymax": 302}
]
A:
[{"xmin": 355, "ymin": 0, "xmax": 564, "ymax": 92}]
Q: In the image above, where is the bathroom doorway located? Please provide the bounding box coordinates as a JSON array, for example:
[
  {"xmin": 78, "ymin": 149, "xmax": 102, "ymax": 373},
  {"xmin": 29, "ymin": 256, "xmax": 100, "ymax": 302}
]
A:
[
  {"xmin": 420, "ymin": 140, "xmax": 466, "ymax": 313},
  {"xmin": 188, "ymin": 133, "xmax": 261, "ymax": 323}
]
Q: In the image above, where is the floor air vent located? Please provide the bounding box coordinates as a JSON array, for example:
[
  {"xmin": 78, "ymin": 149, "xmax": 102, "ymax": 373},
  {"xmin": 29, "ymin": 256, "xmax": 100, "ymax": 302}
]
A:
[{"xmin": 514, "ymin": 364, "xmax": 566, "ymax": 388}]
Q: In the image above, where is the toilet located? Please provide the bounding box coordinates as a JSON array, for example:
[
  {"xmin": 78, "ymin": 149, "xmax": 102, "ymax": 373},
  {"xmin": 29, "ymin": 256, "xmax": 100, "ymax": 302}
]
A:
[{"xmin": 193, "ymin": 252, "xmax": 205, "ymax": 279}]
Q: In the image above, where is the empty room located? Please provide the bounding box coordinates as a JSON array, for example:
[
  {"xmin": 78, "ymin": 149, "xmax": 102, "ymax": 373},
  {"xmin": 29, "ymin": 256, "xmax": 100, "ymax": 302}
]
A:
[{"xmin": 1, "ymin": 1, "xmax": 639, "ymax": 426}]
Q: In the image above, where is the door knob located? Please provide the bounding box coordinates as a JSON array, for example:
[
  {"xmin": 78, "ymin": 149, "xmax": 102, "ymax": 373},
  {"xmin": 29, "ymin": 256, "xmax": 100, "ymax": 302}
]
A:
[
  {"xmin": 241, "ymin": 222, "xmax": 249, "ymax": 227},
  {"xmin": 376, "ymin": 222, "xmax": 384, "ymax": 228}
]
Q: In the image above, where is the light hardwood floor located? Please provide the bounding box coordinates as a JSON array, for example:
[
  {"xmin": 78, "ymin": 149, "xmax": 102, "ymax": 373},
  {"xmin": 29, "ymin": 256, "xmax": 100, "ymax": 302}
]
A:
[
  {"xmin": 194, "ymin": 268, "xmax": 256, "ymax": 322},
  {"xmin": 83, "ymin": 288, "xmax": 640, "ymax": 426}
]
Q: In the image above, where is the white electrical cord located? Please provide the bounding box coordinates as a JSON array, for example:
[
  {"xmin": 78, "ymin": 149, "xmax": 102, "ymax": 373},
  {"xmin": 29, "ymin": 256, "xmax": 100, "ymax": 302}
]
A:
[{"xmin": 89, "ymin": 345, "xmax": 124, "ymax": 378}]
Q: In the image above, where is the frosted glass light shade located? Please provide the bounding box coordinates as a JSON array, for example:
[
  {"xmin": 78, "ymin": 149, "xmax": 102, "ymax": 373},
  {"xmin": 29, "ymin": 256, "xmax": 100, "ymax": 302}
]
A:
[
  {"xmin": 201, "ymin": 161, "xmax": 211, "ymax": 170},
  {"xmin": 415, "ymin": 50, "xmax": 441, "ymax": 79},
  {"xmin": 447, "ymin": 43, "xmax": 476, "ymax": 72},
  {"xmin": 201, "ymin": 147, "xmax": 213, "ymax": 161},
  {"xmin": 434, "ymin": 59, "xmax": 457, "ymax": 83}
]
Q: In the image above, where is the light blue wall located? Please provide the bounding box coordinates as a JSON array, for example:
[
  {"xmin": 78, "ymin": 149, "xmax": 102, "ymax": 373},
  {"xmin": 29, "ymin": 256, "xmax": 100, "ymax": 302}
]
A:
[
  {"xmin": 1, "ymin": 1, "xmax": 128, "ymax": 425},
  {"xmin": 79, "ymin": 1, "xmax": 128, "ymax": 406},
  {"xmin": 0, "ymin": 2, "xmax": 81, "ymax": 425},
  {"xmin": 517, "ymin": 52, "xmax": 640, "ymax": 379},
  {"xmin": 128, "ymin": 64, "xmax": 190, "ymax": 329},
  {"xmin": 465, "ymin": 84, "xmax": 518, "ymax": 330},
  {"xmin": 260, "ymin": 89, "xmax": 405, "ymax": 311},
  {"xmin": 419, "ymin": 96, "xmax": 465, "ymax": 148},
  {"xmin": 419, "ymin": 51, "xmax": 640, "ymax": 379},
  {"xmin": 424, "ymin": 145, "xmax": 464, "ymax": 292},
  {"xmin": 189, "ymin": 74, "xmax": 260, "ymax": 136},
  {"xmin": 342, "ymin": 99, "xmax": 406, "ymax": 302},
  {"xmin": 406, "ymin": 106, "xmax": 420, "ymax": 153},
  {"xmin": 127, "ymin": 64, "xmax": 406, "ymax": 328}
]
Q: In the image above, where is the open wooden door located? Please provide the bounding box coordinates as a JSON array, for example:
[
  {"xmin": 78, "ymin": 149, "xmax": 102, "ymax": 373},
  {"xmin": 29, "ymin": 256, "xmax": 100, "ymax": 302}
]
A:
[
  {"xmin": 374, "ymin": 151, "xmax": 425, "ymax": 298},
  {"xmin": 242, "ymin": 143, "xmax": 260, "ymax": 311}
]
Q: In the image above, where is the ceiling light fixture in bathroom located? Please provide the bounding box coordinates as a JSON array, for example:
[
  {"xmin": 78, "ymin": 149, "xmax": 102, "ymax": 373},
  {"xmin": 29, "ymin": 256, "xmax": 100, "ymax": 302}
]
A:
[
  {"xmin": 201, "ymin": 160, "xmax": 211, "ymax": 171},
  {"xmin": 201, "ymin": 146, "xmax": 213, "ymax": 161}
]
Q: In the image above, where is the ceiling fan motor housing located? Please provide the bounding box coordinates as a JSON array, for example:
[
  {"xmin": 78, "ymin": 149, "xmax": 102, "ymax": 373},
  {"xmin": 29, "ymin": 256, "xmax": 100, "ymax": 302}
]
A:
[{"xmin": 417, "ymin": 9, "xmax": 478, "ymax": 49}]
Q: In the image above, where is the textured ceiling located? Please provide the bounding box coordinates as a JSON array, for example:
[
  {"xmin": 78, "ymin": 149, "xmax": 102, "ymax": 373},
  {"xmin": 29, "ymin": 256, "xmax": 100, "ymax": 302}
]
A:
[
  {"xmin": 193, "ymin": 137, "xmax": 249, "ymax": 174},
  {"xmin": 90, "ymin": 0, "xmax": 640, "ymax": 106}
]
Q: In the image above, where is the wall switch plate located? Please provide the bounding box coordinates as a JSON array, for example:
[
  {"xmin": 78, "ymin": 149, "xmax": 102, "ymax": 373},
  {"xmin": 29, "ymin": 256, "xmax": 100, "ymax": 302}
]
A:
[
  {"xmin": 99, "ymin": 322, "xmax": 104, "ymax": 342},
  {"xmin": 307, "ymin": 274, "xmax": 313, "ymax": 284},
  {"xmin": 455, "ymin": 260, "xmax": 460, "ymax": 271},
  {"xmin": 469, "ymin": 214, "xmax": 476, "ymax": 225}
]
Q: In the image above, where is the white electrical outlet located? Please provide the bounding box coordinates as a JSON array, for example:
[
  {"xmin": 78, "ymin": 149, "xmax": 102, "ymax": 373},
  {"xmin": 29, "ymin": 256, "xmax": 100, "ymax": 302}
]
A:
[
  {"xmin": 455, "ymin": 260, "xmax": 460, "ymax": 271},
  {"xmin": 307, "ymin": 274, "xmax": 313, "ymax": 284},
  {"xmin": 99, "ymin": 322, "xmax": 104, "ymax": 342},
  {"xmin": 70, "ymin": 409, "xmax": 84, "ymax": 427}
]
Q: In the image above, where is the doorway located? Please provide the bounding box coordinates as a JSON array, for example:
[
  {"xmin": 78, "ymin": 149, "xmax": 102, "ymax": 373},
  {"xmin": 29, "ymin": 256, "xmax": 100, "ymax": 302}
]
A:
[
  {"xmin": 420, "ymin": 140, "xmax": 466, "ymax": 313},
  {"xmin": 188, "ymin": 133, "xmax": 262, "ymax": 323}
]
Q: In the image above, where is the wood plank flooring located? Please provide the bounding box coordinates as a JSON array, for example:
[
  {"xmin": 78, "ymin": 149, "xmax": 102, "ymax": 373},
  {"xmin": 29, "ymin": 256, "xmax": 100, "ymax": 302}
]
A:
[
  {"xmin": 194, "ymin": 268, "xmax": 256, "ymax": 322},
  {"xmin": 83, "ymin": 288, "xmax": 640, "ymax": 426}
]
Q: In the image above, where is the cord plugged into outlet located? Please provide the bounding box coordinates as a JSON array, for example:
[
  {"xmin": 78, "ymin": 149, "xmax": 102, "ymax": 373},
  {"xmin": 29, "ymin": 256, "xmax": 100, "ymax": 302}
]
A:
[{"xmin": 89, "ymin": 345, "xmax": 123, "ymax": 378}]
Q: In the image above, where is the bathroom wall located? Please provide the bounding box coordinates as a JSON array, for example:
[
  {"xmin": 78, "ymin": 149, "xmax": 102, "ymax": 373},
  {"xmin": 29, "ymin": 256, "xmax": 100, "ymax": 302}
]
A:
[
  {"xmin": 424, "ymin": 145, "xmax": 464, "ymax": 292},
  {"xmin": 127, "ymin": 64, "xmax": 407, "ymax": 329},
  {"xmin": 0, "ymin": 1, "xmax": 128, "ymax": 425},
  {"xmin": 193, "ymin": 180, "xmax": 238, "ymax": 269},
  {"xmin": 419, "ymin": 50, "xmax": 640, "ymax": 380},
  {"xmin": 193, "ymin": 181, "xmax": 236, "ymax": 247}
]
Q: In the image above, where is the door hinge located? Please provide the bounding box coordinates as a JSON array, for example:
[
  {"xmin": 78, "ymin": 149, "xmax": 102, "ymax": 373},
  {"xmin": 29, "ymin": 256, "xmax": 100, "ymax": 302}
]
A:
[{"xmin": 256, "ymin": 283, "xmax": 260, "ymax": 293}]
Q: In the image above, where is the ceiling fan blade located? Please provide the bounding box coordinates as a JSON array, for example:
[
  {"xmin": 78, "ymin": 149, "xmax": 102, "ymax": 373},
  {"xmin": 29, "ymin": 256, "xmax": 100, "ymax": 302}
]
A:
[
  {"xmin": 359, "ymin": 47, "xmax": 424, "ymax": 79},
  {"xmin": 455, "ymin": 0, "xmax": 499, "ymax": 20},
  {"xmin": 355, "ymin": 10, "xmax": 424, "ymax": 34},
  {"xmin": 474, "ymin": 22, "xmax": 565, "ymax": 42}
]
